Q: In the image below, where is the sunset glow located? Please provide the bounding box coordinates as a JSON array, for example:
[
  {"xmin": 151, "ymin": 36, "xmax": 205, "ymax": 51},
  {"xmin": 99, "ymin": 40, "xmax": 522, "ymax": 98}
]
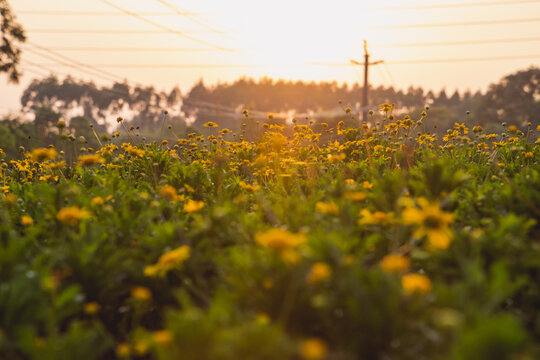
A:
[{"xmin": 1, "ymin": 0, "xmax": 540, "ymax": 113}]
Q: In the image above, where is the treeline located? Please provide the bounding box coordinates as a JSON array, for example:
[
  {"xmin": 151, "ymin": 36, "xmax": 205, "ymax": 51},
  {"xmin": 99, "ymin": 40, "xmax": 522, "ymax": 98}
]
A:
[{"xmin": 0, "ymin": 67, "xmax": 538, "ymax": 156}]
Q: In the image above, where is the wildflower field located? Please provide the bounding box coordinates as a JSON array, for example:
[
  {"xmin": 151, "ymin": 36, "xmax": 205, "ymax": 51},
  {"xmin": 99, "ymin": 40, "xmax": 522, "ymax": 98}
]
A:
[{"xmin": 0, "ymin": 106, "xmax": 539, "ymax": 360}]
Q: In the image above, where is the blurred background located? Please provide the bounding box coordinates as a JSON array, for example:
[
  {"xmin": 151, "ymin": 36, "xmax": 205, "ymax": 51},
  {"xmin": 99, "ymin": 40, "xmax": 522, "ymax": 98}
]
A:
[{"xmin": 0, "ymin": 0, "xmax": 538, "ymax": 154}]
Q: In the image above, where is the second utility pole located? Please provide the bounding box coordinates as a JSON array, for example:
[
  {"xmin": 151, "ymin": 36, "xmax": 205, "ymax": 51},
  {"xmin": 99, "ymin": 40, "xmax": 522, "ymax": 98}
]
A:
[{"xmin": 350, "ymin": 40, "xmax": 382, "ymax": 123}]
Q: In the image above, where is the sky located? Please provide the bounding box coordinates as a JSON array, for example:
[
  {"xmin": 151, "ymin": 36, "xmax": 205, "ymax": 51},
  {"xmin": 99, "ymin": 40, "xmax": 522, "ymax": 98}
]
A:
[{"xmin": 1, "ymin": 0, "xmax": 540, "ymax": 115}]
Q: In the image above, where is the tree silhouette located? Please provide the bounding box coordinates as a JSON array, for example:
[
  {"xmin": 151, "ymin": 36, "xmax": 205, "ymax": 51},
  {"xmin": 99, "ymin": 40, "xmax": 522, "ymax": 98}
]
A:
[{"xmin": 0, "ymin": 0, "xmax": 26, "ymax": 83}]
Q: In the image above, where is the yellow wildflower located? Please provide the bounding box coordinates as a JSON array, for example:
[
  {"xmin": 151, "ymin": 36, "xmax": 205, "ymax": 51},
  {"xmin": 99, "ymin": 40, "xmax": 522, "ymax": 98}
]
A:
[
  {"xmin": 116, "ymin": 343, "xmax": 131, "ymax": 358},
  {"xmin": 90, "ymin": 196, "xmax": 105, "ymax": 206},
  {"xmin": 378, "ymin": 103, "xmax": 393, "ymax": 112},
  {"xmin": 133, "ymin": 339, "xmax": 149, "ymax": 356},
  {"xmin": 300, "ymin": 338, "xmax": 328, "ymax": 360},
  {"xmin": 454, "ymin": 122, "xmax": 469, "ymax": 134},
  {"xmin": 56, "ymin": 206, "xmax": 91, "ymax": 226},
  {"xmin": 344, "ymin": 191, "xmax": 366, "ymax": 202},
  {"xmin": 524, "ymin": 152, "xmax": 533, "ymax": 159},
  {"xmin": 315, "ymin": 201, "xmax": 339, "ymax": 215},
  {"xmin": 144, "ymin": 245, "xmax": 191, "ymax": 277},
  {"xmin": 30, "ymin": 148, "xmax": 58, "ymax": 162},
  {"xmin": 77, "ymin": 154, "xmax": 104, "ymax": 167},
  {"xmin": 183, "ymin": 199, "xmax": 204, "ymax": 213},
  {"xmin": 238, "ymin": 181, "xmax": 261, "ymax": 191},
  {"xmin": 159, "ymin": 185, "xmax": 178, "ymax": 202},
  {"xmin": 83, "ymin": 302, "xmax": 100, "ymax": 315},
  {"xmin": 255, "ymin": 229, "xmax": 306, "ymax": 252},
  {"xmin": 380, "ymin": 254, "xmax": 410, "ymax": 273},
  {"xmin": 256, "ymin": 313, "xmax": 270, "ymax": 325},
  {"xmin": 401, "ymin": 273, "xmax": 432, "ymax": 294},
  {"xmin": 131, "ymin": 286, "xmax": 152, "ymax": 301},
  {"xmin": 402, "ymin": 198, "xmax": 454, "ymax": 250},
  {"xmin": 21, "ymin": 215, "xmax": 34, "ymax": 226},
  {"xmin": 359, "ymin": 209, "xmax": 395, "ymax": 226},
  {"xmin": 152, "ymin": 330, "xmax": 173, "ymax": 345},
  {"xmin": 307, "ymin": 262, "xmax": 332, "ymax": 284},
  {"xmin": 203, "ymin": 122, "xmax": 218, "ymax": 128}
]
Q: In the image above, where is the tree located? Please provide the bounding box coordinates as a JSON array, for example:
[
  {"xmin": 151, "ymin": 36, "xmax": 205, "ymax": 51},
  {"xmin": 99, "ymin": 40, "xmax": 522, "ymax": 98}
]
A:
[
  {"xmin": 0, "ymin": 0, "xmax": 26, "ymax": 83},
  {"xmin": 475, "ymin": 67, "xmax": 540, "ymax": 126}
]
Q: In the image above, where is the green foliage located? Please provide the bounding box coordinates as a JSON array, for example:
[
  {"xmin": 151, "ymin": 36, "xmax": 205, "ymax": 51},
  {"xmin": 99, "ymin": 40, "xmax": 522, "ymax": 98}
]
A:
[{"xmin": 0, "ymin": 109, "xmax": 539, "ymax": 359}]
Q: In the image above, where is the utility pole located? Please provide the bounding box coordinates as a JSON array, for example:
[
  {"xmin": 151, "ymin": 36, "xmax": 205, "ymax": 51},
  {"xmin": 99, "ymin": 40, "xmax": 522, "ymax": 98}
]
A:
[{"xmin": 350, "ymin": 40, "xmax": 383, "ymax": 123}]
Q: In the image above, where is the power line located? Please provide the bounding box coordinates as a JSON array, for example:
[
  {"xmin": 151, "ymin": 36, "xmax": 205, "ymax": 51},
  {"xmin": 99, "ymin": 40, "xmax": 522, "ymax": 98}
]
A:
[
  {"xmin": 369, "ymin": 17, "xmax": 540, "ymax": 29},
  {"xmin": 21, "ymin": 61, "xmax": 138, "ymax": 99},
  {"xmin": 382, "ymin": 62, "xmax": 396, "ymax": 88},
  {"xmin": 154, "ymin": 0, "xmax": 224, "ymax": 34},
  {"xmin": 386, "ymin": 54, "xmax": 540, "ymax": 64},
  {"xmin": 372, "ymin": 36, "xmax": 540, "ymax": 48},
  {"xmin": 22, "ymin": 60, "xmax": 73, "ymax": 78},
  {"xmin": 32, "ymin": 52, "xmax": 540, "ymax": 69},
  {"xmin": 314, "ymin": 54, "xmax": 540, "ymax": 66},
  {"xmin": 20, "ymin": 66, "xmax": 50, "ymax": 77},
  {"xmin": 17, "ymin": 10, "xmax": 199, "ymax": 16},
  {"xmin": 27, "ymin": 29, "xmax": 218, "ymax": 34},
  {"xmin": 34, "ymin": 37, "xmax": 540, "ymax": 53},
  {"xmin": 98, "ymin": 0, "xmax": 233, "ymax": 51},
  {"xmin": 24, "ymin": 47, "xmax": 122, "ymax": 83},
  {"xmin": 32, "ymin": 63, "xmax": 296, "ymax": 68},
  {"xmin": 26, "ymin": 42, "xmax": 125, "ymax": 82},
  {"xmin": 35, "ymin": 46, "xmax": 220, "ymax": 52},
  {"xmin": 370, "ymin": 0, "xmax": 540, "ymax": 11}
]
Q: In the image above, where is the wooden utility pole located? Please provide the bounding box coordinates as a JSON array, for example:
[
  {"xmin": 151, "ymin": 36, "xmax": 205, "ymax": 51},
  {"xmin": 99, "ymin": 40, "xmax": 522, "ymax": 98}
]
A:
[{"xmin": 350, "ymin": 40, "xmax": 383, "ymax": 123}]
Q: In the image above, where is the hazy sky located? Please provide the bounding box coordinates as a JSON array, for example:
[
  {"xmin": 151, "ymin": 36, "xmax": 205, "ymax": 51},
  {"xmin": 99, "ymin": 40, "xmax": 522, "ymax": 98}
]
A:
[{"xmin": 1, "ymin": 0, "xmax": 540, "ymax": 115}]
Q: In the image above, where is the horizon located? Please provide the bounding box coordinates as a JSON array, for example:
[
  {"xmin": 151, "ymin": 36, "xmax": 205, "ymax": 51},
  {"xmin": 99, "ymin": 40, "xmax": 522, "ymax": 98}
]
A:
[{"xmin": 1, "ymin": 0, "xmax": 540, "ymax": 116}]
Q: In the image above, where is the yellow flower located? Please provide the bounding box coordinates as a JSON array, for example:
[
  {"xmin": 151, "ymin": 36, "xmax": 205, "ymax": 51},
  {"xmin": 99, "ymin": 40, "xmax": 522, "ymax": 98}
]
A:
[
  {"xmin": 131, "ymin": 286, "xmax": 152, "ymax": 300},
  {"xmin": 133, "ymin": 339, "xmax": 149, "ymax": 356},
  {"xmin": 359, "ymin": 209, "xmax": 395, "ymax": 226},
  {"xmin": 454, "ymin": 122, "xmax": 469, "ymax": 134},
  {"xmin": 402, "ymin": 198, "xmax": 454, "ymax": 250},
  {"xmin": 327, "ymin": 153, "xmax": 346, "ymax": 162},
  {"xmin": 144, "ymin": 245, "xmax": 190, "ymax": 277},
  {"xmin": 90, "ymin": 196, "xmax": 105, "ymax": 206},
  {"xmin": 116, "ymin": 343, "xmax": 131, "ymax": 358},
  {"xmin": 401, "ymin": 273, "xmax": 432, "ymax": 294},
  {"xmin": 380, "ymin": 254, "xmax": 410, "ymax": 273},
  {"xmin": 256, "ymin": 313, "xmax": 270, "ymax": 325},
  {"xmin": 362, "ymin": 181, "xmax": 373, "ymax": 189},
  {"xmin": 307, "ymin": 262, "xmax": 332, "ymax": 284},
  {"xmin": 56, "ymin": 206, "xmax": 91, "ymax": 226},
  {"xmin": 77, "ymin": 154, "xmax": 104, "ymax": 167},
  {"xmin": 21, "ymin": 215, "xmax": 34, "ymax": 226},
  {"xmin": 300, "ymin": 338, "xmax": 328, "ymax": 360},
  {"xmin": 238, "ymin": 181, "xmax": 261, "ymax": 191},
  {"xmin": 344, "ymin": 191, "xmax": 366, "ymax": 202},
  {"xmin": 315, "ymin": 201, "xmax": 339, "ymax": 215},
  {"xmin": 183, "ymin": 199, "xmax": 204, "ymax": 213},
  {"xmin": 524, "ymin": 152, "xmax": 533, "ymax": 159},
  {"xmin": 83, "ymin": 302, "xmax": 100, "ymax": 315},
  {"xmin": 30, "ymin": 148, "xmax": 58, "ymax": 162},
  {"xmin": 473, "ymin": 126, "xmax": 483, "ymax": 133},
  {"xmin": 203, "ymin": 121, "xmax": 218, "ymax": 128},
  {"xmin": 152, "ymin": 330, "xmax": 173, "ymax": 345},
  {"xmin": 378, "ymin": 103, "xmax": 393, "ymax": 112},
  {"xmin": 255, "ymin": 229, "xmax": 306, "ymax": 252},
  {"xmin": 159, "ymin": 185, "xmax": 178, "ymax": 202}
]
